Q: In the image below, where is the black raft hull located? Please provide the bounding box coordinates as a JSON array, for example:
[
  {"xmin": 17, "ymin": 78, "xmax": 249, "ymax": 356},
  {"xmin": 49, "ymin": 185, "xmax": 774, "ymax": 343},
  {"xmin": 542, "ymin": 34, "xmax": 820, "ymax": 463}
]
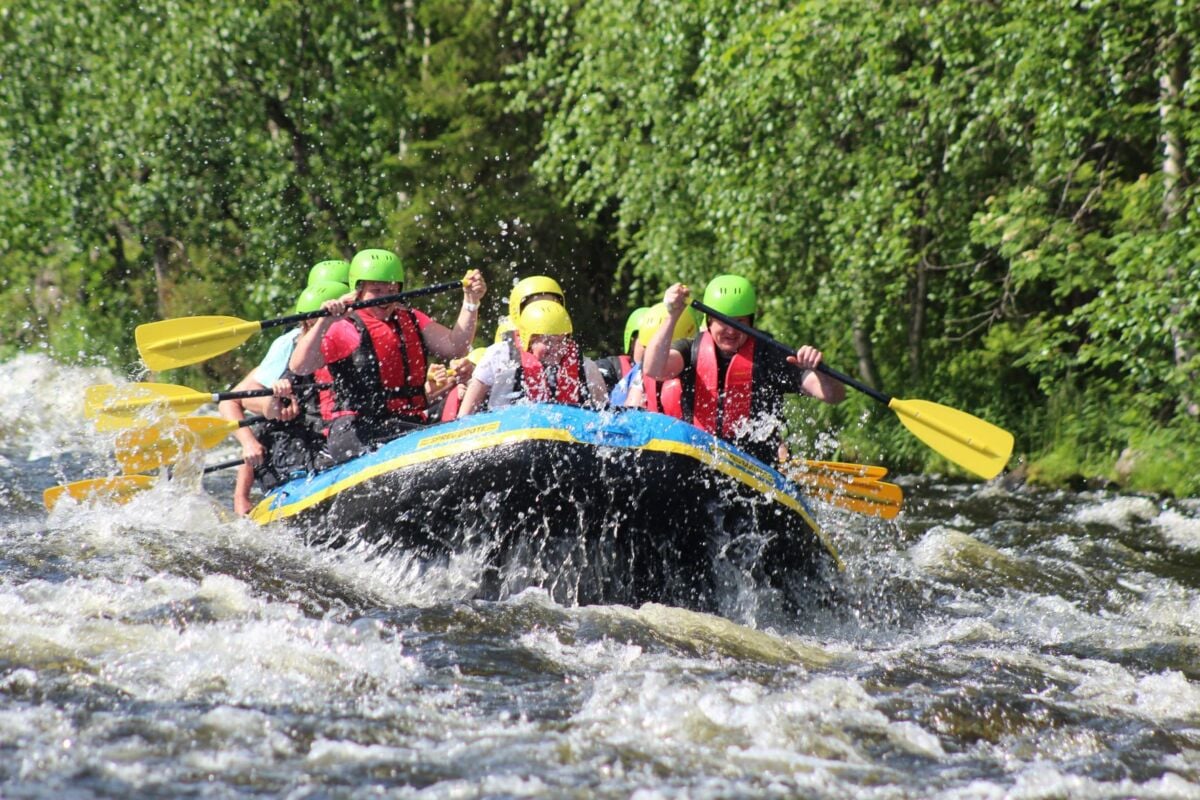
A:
[{"xmin": 250, "ymin": 405, "xmax": 842, "ymax": 611}]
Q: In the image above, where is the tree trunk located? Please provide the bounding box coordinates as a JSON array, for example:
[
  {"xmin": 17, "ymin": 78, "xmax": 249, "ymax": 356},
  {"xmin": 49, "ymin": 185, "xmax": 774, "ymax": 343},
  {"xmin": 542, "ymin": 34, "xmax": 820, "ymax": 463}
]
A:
[
  {"xmin": 153, "ymin": 237, "xmax": 172, "ymax": 319},
  {"xmin": 1159, "ymin": 33, "xmax": 1197, "ymax": 415},
  {"xmin": 108, "ymin": 224, "xmax": 129, "ymax": 283},
  {"xmin": 907, "ymin": 256, "xmax": 927, "ymax": 383},
  {"xmin": 264, "ymin": 96, "xmax": 352, "ymax": 252},
  {"xmin": 852, "ymin": 321, "xmax": 881, "ymax": 392}
]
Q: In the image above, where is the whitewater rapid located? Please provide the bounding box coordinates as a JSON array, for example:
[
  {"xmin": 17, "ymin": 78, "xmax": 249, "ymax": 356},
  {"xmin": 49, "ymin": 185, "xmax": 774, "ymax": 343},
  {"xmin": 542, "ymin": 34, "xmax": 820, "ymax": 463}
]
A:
[{"xmin": 2, "ymin": 353, "xmax": 1198, "ymax": 798}]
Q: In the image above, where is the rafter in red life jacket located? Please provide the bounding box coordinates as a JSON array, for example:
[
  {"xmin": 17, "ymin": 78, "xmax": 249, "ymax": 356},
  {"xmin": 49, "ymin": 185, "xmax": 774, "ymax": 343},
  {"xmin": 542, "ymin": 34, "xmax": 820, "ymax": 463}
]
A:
[
  {"xmin": 692, "ymin": 331, "xmax": 754, "ymax": 438},
  {"xmin": 316, "ymin": 309, "xmax": 429, "ymax": 427},
  {"xmin": 519, "ymin": 340, "xmax": 584, "ymax": 404}
]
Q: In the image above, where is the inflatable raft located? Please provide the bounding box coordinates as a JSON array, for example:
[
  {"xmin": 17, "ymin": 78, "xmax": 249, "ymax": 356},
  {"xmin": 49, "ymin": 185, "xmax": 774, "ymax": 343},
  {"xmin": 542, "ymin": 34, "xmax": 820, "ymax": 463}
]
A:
[{"xmin": 249, "ymin": 405, "xmax": 842, "ymax": 611}]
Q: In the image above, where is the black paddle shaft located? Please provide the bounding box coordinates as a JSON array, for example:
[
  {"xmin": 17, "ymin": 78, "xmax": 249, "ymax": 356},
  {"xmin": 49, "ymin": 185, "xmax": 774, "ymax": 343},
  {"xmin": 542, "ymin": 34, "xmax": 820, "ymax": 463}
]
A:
[
  {"xmin": 162, "ymin": 457, "xmax": 244, "ymax": 478},
  {"xmin": 211, "ymin": 382, "xmax": 331, "ymax": 405},
  {"xmin": 202, "ymin": 458, "xmax": 246, "ymax": 475},
  {"xmin": 690, "ymin": 299, "xmax": 891, "ymax": 406},
  {"xmin": 258, "ymin": 281, "xmax": 463, "ymax": 332}
]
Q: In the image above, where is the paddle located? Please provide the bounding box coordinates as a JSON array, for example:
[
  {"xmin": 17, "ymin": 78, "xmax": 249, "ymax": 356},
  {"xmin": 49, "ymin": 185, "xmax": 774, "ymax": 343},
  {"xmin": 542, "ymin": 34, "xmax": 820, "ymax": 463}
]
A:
[
  {"xmin": 42, "ymin": 458, "xmax": 245, "ymax": 511},
  {"xmin": 784, "ymin": 469, "xmax": 903, "ymax": 519},
  {"xmin": 692, "ymin": 300, "xmax": 1014, "ymax": 480},
  {"xmin": 135, "ymin": 279, "xmax": 466, "ymax": 370},
  {"xmin": 114, "ymin": 416, "xmax": 255, "ymax": 474},
  {"xmin": 85, "ymin": 383, "xmax": 286, "ymax": 430},
  {"xmin": 796, "ymin": 458, "xmax": 888, "ymax": 481}
]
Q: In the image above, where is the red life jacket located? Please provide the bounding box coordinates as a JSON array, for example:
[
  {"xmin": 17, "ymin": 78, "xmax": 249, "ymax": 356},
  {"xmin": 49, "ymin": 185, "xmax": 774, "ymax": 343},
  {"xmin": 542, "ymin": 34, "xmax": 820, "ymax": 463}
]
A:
[
  {"xmin": 692, "ymin": 331, "xmax": 754, "ymax": 438},
  {"xmin": 440, "ymin": 385, "xmax": 463, "ymax": 421},
  {"xmin": 519, "ymin": 340, "xmax": 584, "ymax": 404},
  {"xmin": 643, "ymin": 374, "xmax": 683, "ymax": 418},
  {"xmin": 316, "ymin": 309, "xmax": 429, "ymax": 427}
]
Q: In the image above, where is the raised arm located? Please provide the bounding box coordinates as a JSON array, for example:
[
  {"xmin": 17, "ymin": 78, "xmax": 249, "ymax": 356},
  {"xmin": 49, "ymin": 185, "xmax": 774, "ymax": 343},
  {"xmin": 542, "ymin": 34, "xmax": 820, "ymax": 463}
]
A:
[
  {"xmin": 288, "ymin": 298, "xmax": 346, "ymax": 375},
  {"xmin": 642, "ymin": 283, "xmax": 688, "ymax": 380},
  {"xmin": 422, "ymin": 269, "xmax": 487, "ymax": 360}
]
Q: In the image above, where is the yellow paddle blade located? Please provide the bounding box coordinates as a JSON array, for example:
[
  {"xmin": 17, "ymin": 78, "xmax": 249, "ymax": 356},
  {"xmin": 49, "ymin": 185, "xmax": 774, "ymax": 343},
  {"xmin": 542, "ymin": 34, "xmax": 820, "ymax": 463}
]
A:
[
  {"xmin": 135, "ymin": 316, "xmax": 264, "ymax": 371},
  {"xmin": 114, "ymin": 426, "xmax": 200, "ymax": 474},
  {"xmin": 797, "ymin": 459, "xmax": 888, "ymax": 480},
  {"xmin": 787, "ymin": 470, "xmax": 903, "ymax": 519},
  {"xmin": 807, "ymin": 484, "xmax": 902, "ymax": 519},
  {"xmin": 43, "ymin": 475, "xmax": 157, "ymax": 510},
  {"xmin": 888, "ymin": 398, "xmax": 1014, "ymax": 480},
  {"xmin": 85, "ymin": 383, "xmax": 215, "ymax": 428},
  {"xmin": 113, "ymin": 417, "xmax": 238, "ymax": 473},
  {"xmin": 176, "ymin": 416, "xmax": 242, "ymax": 449}
]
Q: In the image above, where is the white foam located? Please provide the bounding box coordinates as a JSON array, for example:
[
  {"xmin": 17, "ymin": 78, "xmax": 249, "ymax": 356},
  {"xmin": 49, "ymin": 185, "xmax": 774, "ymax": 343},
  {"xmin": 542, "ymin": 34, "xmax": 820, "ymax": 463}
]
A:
[
  {"xmin": 1072, "ymin": 496, "xmax": 1159, "ymax": 526},
  {"xmin": 0, "ymin": 352, "xmax": 120, "ymax": 460},
  {"xmin": 306, "ymin": 737, "xmax": 408, "ymax": 765},
  {"xmin": 573, "ymin": 667, "xmax": 945, "ymax": 781},
  {"xmin": 1155, "ymin": 509, "xmax": 1200, "ymax": 552},
  {"xmin": 1071, "ymin": 662, "xmax": 1200, "ymax": 723},
  {"xmin": 0, "ymin": 568, "xmax": 422, "ymax": 714}
]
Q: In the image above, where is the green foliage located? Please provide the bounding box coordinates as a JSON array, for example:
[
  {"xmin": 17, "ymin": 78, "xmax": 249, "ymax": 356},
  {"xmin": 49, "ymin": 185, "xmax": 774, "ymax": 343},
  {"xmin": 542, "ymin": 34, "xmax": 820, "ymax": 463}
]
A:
[
  {"xmin": 1, "ymin": 0, "xmax": 1197, "ymax": 491},
  {"xmin": 0, "ymin": 0, "xmax": 621, "ymax": 376},
  {"xmin": 506, "ymin": 0, "xmax": 1200, "ymax": 489},
  {"xmin": 1028, "ymin": 382, "xmax": 1200, "ymax": 498}
]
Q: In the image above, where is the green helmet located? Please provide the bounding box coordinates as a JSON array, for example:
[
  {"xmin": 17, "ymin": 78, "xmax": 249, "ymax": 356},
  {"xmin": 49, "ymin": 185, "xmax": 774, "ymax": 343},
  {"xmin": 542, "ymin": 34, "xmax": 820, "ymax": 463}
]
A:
[
  {"xmin": 349, "ymin": 249, "xmax": 404, "ymax": 290},
  {"xmin": 307, "ymin": 259, "xmax": 351, "ymax": 287},
  {"xmin": 623, "ymin": 306, "xmax": 651, "ymax": 354},
  {"xmin": 702, "ymin": 274, "xmax": 756, "ymax": 319},
  {"xmin": 295, "ymin": 281, "xmax": 351, "ymax": 314}
]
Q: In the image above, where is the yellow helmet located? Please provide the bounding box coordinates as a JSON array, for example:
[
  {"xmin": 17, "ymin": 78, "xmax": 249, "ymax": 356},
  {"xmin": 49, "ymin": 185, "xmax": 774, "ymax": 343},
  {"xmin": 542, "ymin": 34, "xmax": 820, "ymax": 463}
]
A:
[
  {"xmin": 517, "ymin": 300, "xmax": 573, "ymax": 352},
  {"xmin": 637, "ymin": 303, "xmax": 699, "ymax": 346},
  {"xmin": 494, "ymin": 316, "xmax": 517, "ymax": 344},
  {"xmin": 508, "ymin": 275, "xmax": 565, "ymax": 320}
]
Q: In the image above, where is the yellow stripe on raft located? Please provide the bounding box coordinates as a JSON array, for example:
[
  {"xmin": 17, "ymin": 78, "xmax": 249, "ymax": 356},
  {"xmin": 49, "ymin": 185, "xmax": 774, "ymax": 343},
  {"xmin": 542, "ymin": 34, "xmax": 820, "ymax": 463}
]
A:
[{"xmin": 249, "ymin": 426, "xmax": 572, "ymax": 524}]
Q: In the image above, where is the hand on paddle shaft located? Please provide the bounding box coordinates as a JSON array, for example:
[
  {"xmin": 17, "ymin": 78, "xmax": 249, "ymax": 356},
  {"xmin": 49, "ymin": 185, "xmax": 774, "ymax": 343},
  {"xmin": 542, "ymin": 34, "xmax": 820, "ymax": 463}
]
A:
[
  {"xmin": 135, "ymin": 278, "xmax": 468, "ymax": 371},
  {"xmin": 691, "ymin": 299, "xmax": 1015, "ymax": 480},
  {"xmin": 85, "ymin": 382, "xmax": 330, "ymax": 429}
]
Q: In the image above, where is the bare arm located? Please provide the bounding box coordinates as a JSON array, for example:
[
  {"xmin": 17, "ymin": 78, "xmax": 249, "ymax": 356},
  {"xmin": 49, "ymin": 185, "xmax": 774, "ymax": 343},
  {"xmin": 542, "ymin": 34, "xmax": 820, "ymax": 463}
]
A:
[
  {"xmin": 422, "ymin": 270, "xmax": 487, "ymax": 360},
  {"xmin": 584, "ymin": 361, "xmax": 609, "ymax": 408},
  {"xmin": 218, "ymin": 372, "xmax": 266, "ymax": 468},
  {"xmin": 791, "ymin": 346, "xmax": 846, "ymax": 404},
  {"xmin": 289, "ymin": 301, "xmax": 345, "ymax": 376},
  {"xmin": 642, "ymin": 283, "xmax": 688, "ymax": 380},
  {"xmin": 457, "ymin": 378, "xmax": 489, "ymax": 418}
]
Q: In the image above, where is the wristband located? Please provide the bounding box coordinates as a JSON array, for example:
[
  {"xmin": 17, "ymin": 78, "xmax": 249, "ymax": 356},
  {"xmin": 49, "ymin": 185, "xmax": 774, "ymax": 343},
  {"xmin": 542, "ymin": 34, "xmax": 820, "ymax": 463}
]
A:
[{"xmin": 463, "ymin": 301, "xmax": 480, "ymax": 313}]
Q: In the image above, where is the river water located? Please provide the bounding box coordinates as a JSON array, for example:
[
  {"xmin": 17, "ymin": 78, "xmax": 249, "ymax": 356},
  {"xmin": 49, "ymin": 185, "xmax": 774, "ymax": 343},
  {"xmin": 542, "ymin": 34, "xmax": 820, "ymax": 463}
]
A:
[{"xmin": 2, "ymin": 353, "xmax": 1199, "ymax": 798}]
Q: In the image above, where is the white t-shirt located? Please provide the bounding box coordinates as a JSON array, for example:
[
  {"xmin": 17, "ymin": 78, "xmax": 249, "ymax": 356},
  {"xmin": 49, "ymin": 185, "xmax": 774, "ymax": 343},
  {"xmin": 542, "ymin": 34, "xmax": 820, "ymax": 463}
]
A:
[
  {"xmin": 471, "ymin": 341, "xmax": 518, "ymax": 388},
  {"xmin": 471, "ymin": 340, "xmax": 605, "ymax": 408}
]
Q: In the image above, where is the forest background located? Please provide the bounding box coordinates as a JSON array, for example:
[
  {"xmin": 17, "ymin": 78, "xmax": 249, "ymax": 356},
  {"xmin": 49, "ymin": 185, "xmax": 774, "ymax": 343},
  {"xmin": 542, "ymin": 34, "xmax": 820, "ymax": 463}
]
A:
[{"xmin": 2, "ymin": 0, "xmax": 1198, "ymax": 493}]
